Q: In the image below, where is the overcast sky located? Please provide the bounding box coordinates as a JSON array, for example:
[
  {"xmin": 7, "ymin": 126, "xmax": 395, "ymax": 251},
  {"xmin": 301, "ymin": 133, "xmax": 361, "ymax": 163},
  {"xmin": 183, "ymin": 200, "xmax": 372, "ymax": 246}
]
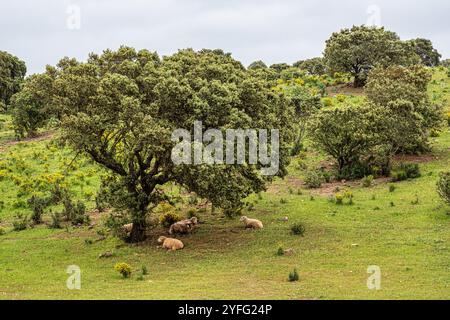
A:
[{"xmin": 1, "ymin": 0, "xmax": 449, "ymax": 75}]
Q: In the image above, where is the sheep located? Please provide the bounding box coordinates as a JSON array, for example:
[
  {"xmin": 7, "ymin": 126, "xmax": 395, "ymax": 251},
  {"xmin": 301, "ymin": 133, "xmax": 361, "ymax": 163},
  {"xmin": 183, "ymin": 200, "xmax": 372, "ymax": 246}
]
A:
[
  {"xmin": 122, "ymin": 223, "xmax": 133, "ymax": 233},
  {"xmin": 157, "ymin": 236, "xmax": 184, "ymax": 251},
  {"xmin": 169, "ymin": 217, "xmax": 198, "ymax": 235},
  {"xmin": 240, "ymin": 216, "xmax": 263, "ymax": 230}
]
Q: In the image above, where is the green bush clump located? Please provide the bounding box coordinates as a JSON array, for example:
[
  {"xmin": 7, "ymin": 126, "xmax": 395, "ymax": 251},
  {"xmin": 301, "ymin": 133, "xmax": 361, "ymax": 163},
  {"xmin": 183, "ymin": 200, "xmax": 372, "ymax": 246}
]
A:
[
  {"xmin": 186, "ymin": 208, "xmax": 200, "ymax": 220},
  {"xmin": 115, "ymin": 262, "xmax": 132, "ymax": 278},
  {"xmin": 159, "ymin": 211, "xmax": 182, "ymax": 228},
  {"xmin": 141, "ymin": 265, "xmax": 148, "ymax": 276},
  {"xmin": 0, "ymin": 227, "xmax": 5, "ymax": 236},
  {"xmin": 27, "ymin": 195, "xmax": 48, "ymax": 224},
  {"xmin": 437, "ymin": 172, "xmax": 450, "ymax": 205},
  {"xmin": 12, "ymin": 213, "xmax": 29, "ymax": 231},
  {"xmin": 304, "ymin": 170, "xmax": 323, "ymax": 189},
  {"xmin": 290, "ymin": 223, "xmax": 306, "ymax": 236},
  {"xmin": 334, "ymin": 191, "xmax": 354, "ymax": 205},
  {"xmin": 277, "ymin": 247, "xmax": 284, "ymax": 256},
  {"xmin": 288, "ymin": 268, "xmax": 300, "ymax": 282},
  {"xmin": 361, "ymin": 175, "xmax": 374, "ymax": 188},
  {"xmin": 322, "ymin": 97, "xmax": 334, "ymax": 107},
  {"xmin": 391, "ymin": 163, "xmax": 421, "ymax": 182},
  {"xmin": 50, "ymin": 211, "xmax": 63, "ymax": 229}
]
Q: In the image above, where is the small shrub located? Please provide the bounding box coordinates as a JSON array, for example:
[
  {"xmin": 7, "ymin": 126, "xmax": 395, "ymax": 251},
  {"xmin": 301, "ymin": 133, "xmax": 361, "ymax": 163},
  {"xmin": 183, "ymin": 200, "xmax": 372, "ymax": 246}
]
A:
[
  {"xmin": 290, "ymin": 140, "xmax": 303, "ymax": 156},
  {"xmin": 411, "ymin": 196, "xmax": 419, "ymax": 205},
  {"xmin": 437, "ymin": 172, "xmax": 450, "ymax": 205},
  {"xmin": 105, "ymin": 212, "xmax": 130, "ymax": 239},
  {"xmin": 392, "ymin": 163, "xmax": 421, "ymax": 182},
  {"xmin": 335, "ymin": 191, "xmax": 353, "ymax": 205},
  {"xmin": 50, "ymin": 211, "xmax": 63, "ymax": 229},
  {"xmin": 280, "ymin": 198, "xmax": 288, "ymax": 204},
  {"xmin": 136, "ymin": 274, "xmax": 144, "ymax": 281},
  {"xmin": 288, "ymin": 268, "xmax": 299, "ymax": 282},
  {"xmin": 0, "ymin": 227, "xmax": 5, "ymax": 236},
  {"xmin": 321, "ymin": 171, "xmax": 332, "ymax": 183},
  {"xmin": 389, "ymin": 185, "xmax": 396, "ymax": 193},
  {"xmin": 304, "ymin": 170, "xmax": 323, "ymax": 189},
  {"xmin": 335, "ymin": 193, "xmax": 344, "ymax": 205},
  {"xmin": 141, "ymin": 265, "xmax": 148, "ymax": 276},
  {"xmin": 290, "ymin": 223, "xmax": 306, "ymax": 236},
  {"xmin": 361, "ymin": 175, "xmax": 374, "ymax": 188},
  {"xmin": 446, "ymin": 112, "xmax": 450, "ymax": 127},
  {"xmin": 12, "ymin": 200, "xmax": 27, "ymax": 209},
  {"xmin": 277, "ymin": 247, "xmax": 284, "ymax": 256},
  {"xmin": 322, "ymin": 97, "xmax": 334, "ymax": 107},
  {"xmin": 335, "ymin": 94, "xmax": 346, "ymax": 103},
  {"xmin": 188, "ymin": 195, "xmax": 198, "ymax": 205},
  {"xmin": 27, "ymin": 195, "xmax": 48, "ymax": 224},
  {"xmin": 186, "ymin": 208, "xmax": 200, "ymax": 220},
  {"xmin": 71, "ymin": 201, "xmax": 90, "ymax": 225},
  {"xmin": 114, "ymin": 262, "xmax": 132, "ymax": 278},
  {"xmin": 12, "ymin": 213, "xmax": 29, "ymax": 231},
  {"xmin": 159, "ymin": 211, "xmax": 182, "ymax": 228},
  {"xmin": 84, "ymin": 239, "xmax": 93, "ymax": 245}
]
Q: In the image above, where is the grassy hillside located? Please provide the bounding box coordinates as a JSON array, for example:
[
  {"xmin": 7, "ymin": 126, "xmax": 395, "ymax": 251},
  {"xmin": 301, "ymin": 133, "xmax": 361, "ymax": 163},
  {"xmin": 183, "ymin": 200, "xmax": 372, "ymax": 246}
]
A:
[{"xmin": 0, "ymin": 69, "xmax": 449, "ymax": 300}]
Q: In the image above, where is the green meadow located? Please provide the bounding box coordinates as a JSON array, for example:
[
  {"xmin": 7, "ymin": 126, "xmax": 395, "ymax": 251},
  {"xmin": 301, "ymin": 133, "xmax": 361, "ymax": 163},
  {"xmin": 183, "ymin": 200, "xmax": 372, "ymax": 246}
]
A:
[{"xmin": 0, "ymin": 69, "xmax": 449, "ymax": 300}]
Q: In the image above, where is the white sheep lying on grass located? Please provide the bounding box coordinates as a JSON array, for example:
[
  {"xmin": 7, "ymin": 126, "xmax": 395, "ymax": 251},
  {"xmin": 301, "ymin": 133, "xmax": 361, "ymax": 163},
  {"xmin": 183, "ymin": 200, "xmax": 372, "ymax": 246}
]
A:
[
  {"xmin": 169, "ymin": 217, "xmax": 198, "ymax": 235},
  {"xmin": 240, "ymin": 216, "xmax": 263, "ymax": 230},
  {"xmin": 157, "ymin": 236, "xmax": 184, "ymax": 251}
]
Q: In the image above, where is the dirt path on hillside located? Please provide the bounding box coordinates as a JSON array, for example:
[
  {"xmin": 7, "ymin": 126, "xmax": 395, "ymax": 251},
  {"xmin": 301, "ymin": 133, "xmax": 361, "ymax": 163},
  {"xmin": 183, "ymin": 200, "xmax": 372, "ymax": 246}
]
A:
[{"xmin": 0, "ymin": 131, "xmax": 55, "ymax": 153}]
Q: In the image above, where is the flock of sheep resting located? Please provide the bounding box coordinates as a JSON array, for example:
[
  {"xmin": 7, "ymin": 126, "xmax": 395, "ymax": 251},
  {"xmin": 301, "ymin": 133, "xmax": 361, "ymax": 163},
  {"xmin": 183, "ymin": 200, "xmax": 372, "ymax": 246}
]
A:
[{"xmin": 123, "ymin": 216, "xmax": 264, "ymax": 251}]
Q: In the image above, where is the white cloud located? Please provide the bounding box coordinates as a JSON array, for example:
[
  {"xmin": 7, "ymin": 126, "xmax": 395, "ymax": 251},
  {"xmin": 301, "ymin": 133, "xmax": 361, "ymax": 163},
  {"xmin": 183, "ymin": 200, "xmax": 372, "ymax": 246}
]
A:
[{"xmin": 0, "ymin": 0, "xmax": 448, "ymax": 74}]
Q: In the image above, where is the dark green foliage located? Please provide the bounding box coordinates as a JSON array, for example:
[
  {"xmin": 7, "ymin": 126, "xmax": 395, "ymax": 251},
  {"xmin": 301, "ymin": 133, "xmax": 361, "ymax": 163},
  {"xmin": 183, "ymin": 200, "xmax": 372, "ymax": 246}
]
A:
[
  {"xmin": 437, "ymin": 172, "xmax": 450, "ymax": 205},
  {"xmin": 32, "ymin": 47, "xmax": 295, "ymax": 242},
  {"xmin": 324, "ymin": 26, "xmax": 417, "ymax": 87},
  {"xmin": 248, "ymin": 60, "xmax": 268, "ymax": 70},
  {"xmin": 11, "ymin": 73, "xmax": 55, "ymax": 138},
  {"xmin": 277, "ymin": 247, "xmax": 284, "ymax": 256},
  {"xmin": 50, "ymin": 211, "xmax": 63, "ymax": 229},
  {"xmin": 27, "ymin": 195, "xmax": 48, "ymax": 224},
  {"xmin": 362, "ymin": 175, "xmax": 374, "ymax": 188},
  {"xmin": 141, "ymin": 265, "xmax": 149, "ymax": 276},
  {"xmin": 288, "ymin": 268, "xmax": 299, "ymax": 282},
  {"xmin": 407, "ymin": 38, "xmax": 441, "ymax": 67},
  {"xmin": 270, "ymin": 63, "xmax": 290, "ymax": 73},
  {"xmin": 366, "ymin": 65, "xmax": 443, "ymax": 154},
  {"xmin": 293, "ymin": 57, "xmax": 327, "ymax": 75},
  {"xmin": 309, "ymin": 105, "xmax": 379, "ymax": 177},
  {"xmin": 186, "ymin": 208, "xmax": 200, "ymax": 220},
  {"xmin": 12, "ymin": 213, "xmax": 29, "ymax": 231},
  {"xmin": 0, "ymin": 51, "xmax": 26, "ymax": 110},
  {"xmin": 391, "ymin": 163, "xmax": 421, "ymax": 182},
  {"xmin": 290, "ymin": 223, "xmax": 305, "ymax": 236}
]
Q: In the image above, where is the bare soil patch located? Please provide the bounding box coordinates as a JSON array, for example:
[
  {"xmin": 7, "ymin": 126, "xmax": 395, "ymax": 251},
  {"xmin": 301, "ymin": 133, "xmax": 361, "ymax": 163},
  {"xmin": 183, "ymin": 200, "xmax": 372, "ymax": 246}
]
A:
[
  {"xmin": 393, "ymin": 153, "xmax": 440, "ymax": 164},
  {"xmin": 0, "ymin": 131, "xmax": 55, "ymax": 152}
]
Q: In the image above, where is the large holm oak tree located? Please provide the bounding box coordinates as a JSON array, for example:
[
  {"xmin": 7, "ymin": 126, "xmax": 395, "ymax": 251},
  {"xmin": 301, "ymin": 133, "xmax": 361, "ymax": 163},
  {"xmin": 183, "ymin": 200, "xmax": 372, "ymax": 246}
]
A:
[
  {"xmin": 407, "ymin": 38, "xmax": 441, "ymax": 67},
  {"xmin": 0, "ymin": 51, "xmax": 26, "ymax": 110},
  {"xmin": 324, "ymin": 25, "xmax": 417, "ymax": 87},
  {"xmin": 38, "ymin": 46, "xmax": 295, "ymax": 242}
]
